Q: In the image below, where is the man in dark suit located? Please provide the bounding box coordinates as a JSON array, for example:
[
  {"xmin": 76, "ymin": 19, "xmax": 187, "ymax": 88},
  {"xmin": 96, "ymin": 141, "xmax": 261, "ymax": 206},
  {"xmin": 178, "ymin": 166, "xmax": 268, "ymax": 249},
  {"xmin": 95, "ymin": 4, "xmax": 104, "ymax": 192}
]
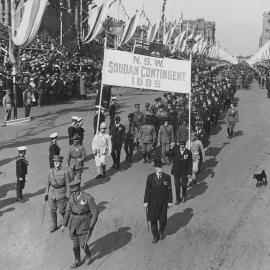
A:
[
  {"xmin": 144, "ymin": 159, "xmax": 173, "ymax": 244},
  {"xmin": 109, "ymin": 115, "xmax": 125, "ymax": 169},
  {"xmin": 167, "ymin": 140, "xmax": 192, "ymax": 204}
]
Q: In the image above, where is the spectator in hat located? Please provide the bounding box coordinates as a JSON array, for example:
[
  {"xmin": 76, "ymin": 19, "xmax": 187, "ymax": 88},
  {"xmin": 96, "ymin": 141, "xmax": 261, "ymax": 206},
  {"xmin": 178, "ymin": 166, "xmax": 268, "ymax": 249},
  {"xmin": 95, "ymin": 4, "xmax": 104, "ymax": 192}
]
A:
[
  {"xmin": 92, "ymin": 122, "xmax": 112, "ymax": 178},
  {"xmin": 142, "ymin": 102, "xmax": 151, "ymax": 117},
  {"xmin": 45, "ymin": 155, "xmax": 70, "ymax": 233},
  {"xmin": 60, "ymin": 179, "xmax": 99, "ymax": 268},
  {"xmin": 124, "ymin": 113, "xmax": 138, "ymax": 162},
  {"xmin": 49, "ymin": 132, "xmax": 61, "ymax": 168},
  {"xmin": 16, "ymin": 146, "xmax": 29, "ymax": 203},
  {"xmin": 66, "ymin": 134, "xmax": 86, "ymax": 181},
  {"xmin": 23, "ymin": 83, "xmax": 33, "ymax": 117},
  {"xmin": 144, "ymin": 159, "xmax": 172, "ymax": 244},
  {"xmin": 109, "ymin": 115, "xmax": 125, "ymax": 169},
  {"xmin": 37, "ymin": 76, "xmax": 46, "ymax": 107},
  {"xmin": 2, "ymin": 89, "xmax": 13, "ymax": 123}
]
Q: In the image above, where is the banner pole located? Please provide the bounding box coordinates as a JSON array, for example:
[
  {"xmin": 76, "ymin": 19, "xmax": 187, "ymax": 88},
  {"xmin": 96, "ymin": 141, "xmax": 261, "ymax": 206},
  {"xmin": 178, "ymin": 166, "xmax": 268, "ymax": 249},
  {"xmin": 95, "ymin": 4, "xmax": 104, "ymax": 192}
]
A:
[
  {"xmin": 96, "ymin": 37, "xmax": 107, "ymax": 134},
  {"xmin": 188, "ymin": 52, "xmax": 192, "ymax": 150}
]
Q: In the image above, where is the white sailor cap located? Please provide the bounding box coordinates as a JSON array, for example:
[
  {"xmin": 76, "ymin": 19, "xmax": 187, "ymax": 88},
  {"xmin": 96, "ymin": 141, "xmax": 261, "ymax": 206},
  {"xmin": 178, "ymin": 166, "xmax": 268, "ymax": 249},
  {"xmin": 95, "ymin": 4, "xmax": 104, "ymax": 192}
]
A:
[
  {"xmin": 50, "ymin": 132, "xmax": 58, "ymax": 138},
  {"xmin": 17, "ymin": 146, "xmax": 27, "ymax": 151},
  {"xmin": 77, "ymin": 117, "xmax": 83, "ymax": 122},
  {"xmin": 72, "ymin": 116, "xmax": 79, "ymax": 121},
  {"xmin": 111, "ymin": 96, "xmax": 117, "ymax": 100}
]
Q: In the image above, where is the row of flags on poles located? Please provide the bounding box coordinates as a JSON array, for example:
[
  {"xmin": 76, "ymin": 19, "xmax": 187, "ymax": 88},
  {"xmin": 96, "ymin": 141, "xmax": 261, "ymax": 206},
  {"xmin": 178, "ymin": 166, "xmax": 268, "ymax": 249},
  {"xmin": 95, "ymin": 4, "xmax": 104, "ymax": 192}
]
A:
[{"xmin": 247, "ymin": 41, "xmax": 270, "ymax": 66}]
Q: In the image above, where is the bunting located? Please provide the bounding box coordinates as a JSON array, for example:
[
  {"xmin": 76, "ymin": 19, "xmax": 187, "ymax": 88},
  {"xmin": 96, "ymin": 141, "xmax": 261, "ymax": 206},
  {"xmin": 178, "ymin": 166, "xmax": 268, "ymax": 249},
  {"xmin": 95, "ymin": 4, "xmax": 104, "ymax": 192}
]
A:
[
  {"xmin": 171, "ymin": 30, "xmax": 186, "ymax": 53},
  {"xmin": 119, "ymin": 11, "xmax": 141, "ymax": 46},
  {"xmin": 163, "ymin": 23, "xmax": 176, "ymax": 45},
  {"xmin": 83, "ymin": 0, "xmax": 112, "ymax": 44},
  {"xmin": 147, "ymin": 20, "xmax": 160, "ymax": 43}
]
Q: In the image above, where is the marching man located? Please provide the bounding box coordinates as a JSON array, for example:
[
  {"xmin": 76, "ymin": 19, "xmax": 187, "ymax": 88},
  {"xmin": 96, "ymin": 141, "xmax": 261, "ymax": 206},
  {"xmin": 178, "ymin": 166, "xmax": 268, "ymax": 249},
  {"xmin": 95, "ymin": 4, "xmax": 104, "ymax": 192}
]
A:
[
  {"xmin": 49, "ymin": 132, "xmax": 61, "ymax": 168},
  {"xmin": 45, "ymin": 155, "xmax": 70, "ymax": 233},
  {"xmin": 92, "ymin": 122, "xmax": 112, "ymax": 178},
  {"xmin": 144, "ymin": 159, "xmax": 172, "ymax": 244},
  {"xmin": 225, "ymin": 102, "xmax": 239, "ymax": 138},
  {"xmin": 61, "ymin": 179, "xmax": 99, "ymax": 268},
  {"xmin": 16, "ymin": 146, "xmax": 29, "ymax": 203}
]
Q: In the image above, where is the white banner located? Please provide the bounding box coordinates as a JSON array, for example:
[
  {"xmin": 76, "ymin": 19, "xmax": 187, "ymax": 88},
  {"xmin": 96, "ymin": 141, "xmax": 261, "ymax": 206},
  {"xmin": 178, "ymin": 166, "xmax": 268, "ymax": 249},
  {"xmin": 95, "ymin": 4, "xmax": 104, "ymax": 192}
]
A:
[{"xmin": 102, "ymin": 49, "xmax": 191, "ymax": 93}]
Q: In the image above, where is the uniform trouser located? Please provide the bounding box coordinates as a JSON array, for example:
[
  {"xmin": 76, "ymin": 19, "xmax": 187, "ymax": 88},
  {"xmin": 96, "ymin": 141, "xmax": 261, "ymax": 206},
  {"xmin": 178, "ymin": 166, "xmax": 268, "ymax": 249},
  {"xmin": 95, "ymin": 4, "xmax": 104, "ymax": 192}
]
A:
[
  {"xmin": 38, "ymin": 94, "xmax": 44, "ymax": 106},
  {"xmin": 161, "ymin": 143, "xmax": 170, "ymax": 163},
  {"xmin": 112, "ymin": 144, "xmax": 122, "ymax": 165},
  {"xmin": 25, "ymin": 105, "xmax": 31, "ymax": 117},
  {"xmin": 70, "ymin": 229, "xmax": 92, "ymax": 249},
  {"xmin": 141, "ymin": 143, "xmax": 153, "ymax": 161},
  {"xmin": 226, "ymin": 121, "xmax": 235, "ymax": 136},
  {"xmin": 94, "ymin": 153, "xmax": 106, "ymax": 174},
  {"xmin": 5, "ymin": 109, "xmax": 11, "ymax": 121},
  {"xmin": 267, "ymin": 90, "xmax": 270, "ymax": 98},
  {"xmin": 16, "ymin": 178, "xmax": 25, "ymax": 200},
  {"xmin": 192, "ymin": 159, "xmax": 200, "ymax": 179},
  {"xmin": 49, "ymin": 197, "xmax": 67, "ymax": 216},
  {"xmin": 70, "ymin": 167, "xmax": 83, "ymax": 181},
  {"xmin": 150, "ymin": 204, "xmax": 168, "ymax": 238},
  {"xmin": 174, "ymin": 175, "xmax": 188, "ymax": 201},
  {"xmin": 124, "ymin": 139, "xmax": 134, "ymax": 160}
]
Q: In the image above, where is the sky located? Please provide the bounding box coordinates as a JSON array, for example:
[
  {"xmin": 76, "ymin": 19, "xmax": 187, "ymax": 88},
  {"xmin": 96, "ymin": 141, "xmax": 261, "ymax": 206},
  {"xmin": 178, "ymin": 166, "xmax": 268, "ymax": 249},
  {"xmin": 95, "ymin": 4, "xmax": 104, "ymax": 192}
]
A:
[{"xmin": 105, "ymin": 0, "xmax": 270, "ymax": 57}]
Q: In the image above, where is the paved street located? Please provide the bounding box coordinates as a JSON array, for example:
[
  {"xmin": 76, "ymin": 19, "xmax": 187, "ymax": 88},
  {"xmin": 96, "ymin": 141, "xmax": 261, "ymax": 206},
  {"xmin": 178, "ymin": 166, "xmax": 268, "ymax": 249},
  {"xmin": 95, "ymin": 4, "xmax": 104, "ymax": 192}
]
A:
[{"xmin": 1, "ymin": 83, "xmax": 270, "ymax": 270}]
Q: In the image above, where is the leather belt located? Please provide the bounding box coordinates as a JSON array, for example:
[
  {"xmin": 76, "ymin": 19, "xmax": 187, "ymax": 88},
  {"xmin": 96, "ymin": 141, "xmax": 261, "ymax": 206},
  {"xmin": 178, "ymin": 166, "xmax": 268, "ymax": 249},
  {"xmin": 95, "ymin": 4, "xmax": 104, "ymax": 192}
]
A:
[
  {"xmin": 51, "ymin": 184, "xmax": 65, "ymax": 189},
  {"xmin": 71, "ymin": 212, "xmax": 90, "ymax": 216}
]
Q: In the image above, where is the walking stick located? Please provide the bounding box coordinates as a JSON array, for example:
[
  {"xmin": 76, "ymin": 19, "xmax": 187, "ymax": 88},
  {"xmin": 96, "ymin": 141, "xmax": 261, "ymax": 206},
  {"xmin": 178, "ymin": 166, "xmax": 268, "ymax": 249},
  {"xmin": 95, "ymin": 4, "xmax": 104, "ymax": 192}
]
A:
[
  {"xmin": 83, "ymin": 227, "xmax": 92, "ymax": 250},
  {"xmin": 41, "ymin": 201, "xmax": 47, "ymax": 229},
  {"xmin": 145, "ymin": 207, "xmax": 150, "ymax": 232}
]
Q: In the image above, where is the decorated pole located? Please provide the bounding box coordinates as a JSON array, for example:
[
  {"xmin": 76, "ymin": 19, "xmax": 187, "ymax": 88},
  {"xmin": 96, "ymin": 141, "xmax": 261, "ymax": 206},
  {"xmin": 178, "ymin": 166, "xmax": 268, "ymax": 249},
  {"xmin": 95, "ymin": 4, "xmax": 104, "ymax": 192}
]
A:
[
  {"xmin": 11, "ymin": 0, "xmax": 17, "ymax": 119},
  {"xmin": 96, "ymin": 37, "xmax": 108, "ymax": 134}
]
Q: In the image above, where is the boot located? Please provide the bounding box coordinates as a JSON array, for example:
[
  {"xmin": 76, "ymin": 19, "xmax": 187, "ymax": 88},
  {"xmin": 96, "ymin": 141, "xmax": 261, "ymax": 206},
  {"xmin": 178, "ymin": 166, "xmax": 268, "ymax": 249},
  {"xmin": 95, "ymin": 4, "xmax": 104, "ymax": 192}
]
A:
[
  {"xmin": 227, "ymin": 128, "xmax": 230, "ymax": 137},
  {"xmin": 50, "ymin": 211, "xmax": 58, "ymax": 233},
  {"xmin": 17, "ymin": 188, "xmax": 25, "ymax": 203},
  {"xmin": 70, "ymin": 247, "xmax": 82, "ymax": 269},
  {"xmin": 101, "ymin": 165, "xmax": 106, "ymax": 177},
  {"xmin": 147, "ymin": 153, "xmax": 151, "ymax": 163},
  {"xmin": 84, "ymin": 244, "xmax": 91, "ymax": 265},
  {"xmin": 159, "ymin": 230, "xmax": 166, "ymax": 240},
  {"xmin": 143, "ymin": 153, "xmax": 147, "ymax": 163},
  {"xmin": 16, "ymin": 189, "xmax": 20, "ymax": 202},
  {"xmin": 95, "ymin": 166, "xmax": 102, "ymax": 179}
]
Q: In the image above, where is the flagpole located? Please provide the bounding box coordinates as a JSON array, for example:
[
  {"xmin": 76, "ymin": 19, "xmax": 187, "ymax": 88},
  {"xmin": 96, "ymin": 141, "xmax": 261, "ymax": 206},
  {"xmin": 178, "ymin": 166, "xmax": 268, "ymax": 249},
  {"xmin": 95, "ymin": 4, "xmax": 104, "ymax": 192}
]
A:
[
  {"xmin": 188, "ymin": 51, "xmax": 192, "ymax": 150},
  {"xmin": 96, "ymin": 37, "xmax": 108, "ymax": 134}
]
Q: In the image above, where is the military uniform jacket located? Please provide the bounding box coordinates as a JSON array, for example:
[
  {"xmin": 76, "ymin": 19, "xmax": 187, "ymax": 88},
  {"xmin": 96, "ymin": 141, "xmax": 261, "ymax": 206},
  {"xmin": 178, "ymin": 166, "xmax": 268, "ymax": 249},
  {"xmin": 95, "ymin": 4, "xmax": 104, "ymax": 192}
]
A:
[
  {"xmin": 168, "ymin": 147, "xmax": 192, "ymax": 176},
  {"xmin": 3, "ymin": 94, "xmax": 13, "ymax": 111},
  {"xmin": 16, "ymin": 155, "xmax": 28, "ymax": 180},
  {"xmin": 63, "ymin": 192, "xmax": 99, "ymax": 235},
  {"xmin": 109, "ymin": 123, "xmax": 125, "ymax": 145},
  {"xmin": 139, "ymin": 124, "xmax": 156, "ymax": 144},
  {"xmin": 124, "ymin": 121, "xmax": 138, "ymax": 140},
  {"xmin": 66, "ymin": 145, "xmax": 86, "ymax": 169},
  {"xmin": 133, "ymin": 111, "xmax": 144, "ymax": 128},
  {"xmin": 144, "ymin": 172, "xmax": 172, "ymax": 222},
  {"xmin": 92, "ymin": 132, "xmax": 112, "ymax": 155},
  {"xmin": 158, "ymin": 124, "xmax": 174, "ymax": 144},
  {"xmin": 46, "ymin": 167, "xmax": 70, "ymax": 200},
  {"xmin": 225, "ymin": 108, "xmax": 239, "ymax": 123}
]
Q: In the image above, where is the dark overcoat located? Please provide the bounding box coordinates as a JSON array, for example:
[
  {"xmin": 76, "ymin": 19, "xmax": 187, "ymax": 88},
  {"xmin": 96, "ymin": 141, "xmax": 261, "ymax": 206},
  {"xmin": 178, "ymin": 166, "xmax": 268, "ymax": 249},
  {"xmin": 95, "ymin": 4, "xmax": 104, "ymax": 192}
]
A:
[
  {"xmin": 168, "ymin": 146, "xmax": 192, "ymax": 177},
  {"xmin": 144, "ymin": 172, "xmax": 172, "ymax": 222}
]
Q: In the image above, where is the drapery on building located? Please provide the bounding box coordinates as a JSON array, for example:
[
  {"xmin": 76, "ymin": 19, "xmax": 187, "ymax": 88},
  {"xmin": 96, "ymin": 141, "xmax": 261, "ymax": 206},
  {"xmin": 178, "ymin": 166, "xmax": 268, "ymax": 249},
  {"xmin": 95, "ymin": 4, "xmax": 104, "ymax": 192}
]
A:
[
  {"xmin": 175, "ymin": 18, "xmax": 216, "ymax": 44},
  {"xmin": 259, "ymin": 12, "xmax": 270, "ymax": 48}
]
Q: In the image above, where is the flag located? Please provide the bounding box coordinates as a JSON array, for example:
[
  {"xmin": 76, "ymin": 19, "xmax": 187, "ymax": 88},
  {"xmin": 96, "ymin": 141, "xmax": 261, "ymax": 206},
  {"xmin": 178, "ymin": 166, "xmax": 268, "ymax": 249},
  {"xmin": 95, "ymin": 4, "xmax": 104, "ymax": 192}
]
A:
[
  {"xmin": 83, "ymin": 0, "xmax": 112, "ymax": 44},
  {"xmin": 163, "ymin": 22, "xmax": 176, "ymax": 45},
  {"xmin": 171, "ymin": 30, "xmax": 186, "ymax": 53},
  {"xmin": 147, "ymin": 20, "xmax": 160, "ymax": 43},
  {"xmin": 119, "ymin": 11, "xmax": 141, "ymax": 46}
]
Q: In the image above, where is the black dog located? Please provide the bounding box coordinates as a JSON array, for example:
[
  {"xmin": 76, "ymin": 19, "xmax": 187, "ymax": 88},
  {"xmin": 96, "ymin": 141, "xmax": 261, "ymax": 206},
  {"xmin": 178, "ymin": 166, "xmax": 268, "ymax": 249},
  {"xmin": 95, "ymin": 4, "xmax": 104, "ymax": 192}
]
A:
[{"xmin": 253, "ymin": 170, "xmax": 267, "ymax": 187}]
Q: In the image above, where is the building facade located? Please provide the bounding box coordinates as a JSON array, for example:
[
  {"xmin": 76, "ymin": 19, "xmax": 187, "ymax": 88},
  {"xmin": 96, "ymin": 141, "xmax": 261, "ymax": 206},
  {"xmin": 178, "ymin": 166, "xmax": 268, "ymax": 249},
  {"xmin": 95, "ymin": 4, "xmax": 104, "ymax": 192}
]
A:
[
  {"xmin": 175, "ymin": 18, "xmax": 215, "ymax": 44},
  {"xmin": 259, "ymin": 12, "xmax": 270, "ymax": 48}
]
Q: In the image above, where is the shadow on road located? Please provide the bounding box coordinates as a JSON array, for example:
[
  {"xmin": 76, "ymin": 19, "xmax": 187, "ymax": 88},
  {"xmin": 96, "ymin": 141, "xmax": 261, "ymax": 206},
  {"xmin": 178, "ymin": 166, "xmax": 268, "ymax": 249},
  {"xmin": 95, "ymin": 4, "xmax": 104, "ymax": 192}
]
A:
[
  {"xmin": 233, "ymin": 130, "xmax": 244, "ymax": 138},
  {"xmin": 165, "ymin": 208, "xmax": 194, "ymax": 235},
  {"xmin": 89, "ymin": 227, "xmax": 132, "ymax": 263}
]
